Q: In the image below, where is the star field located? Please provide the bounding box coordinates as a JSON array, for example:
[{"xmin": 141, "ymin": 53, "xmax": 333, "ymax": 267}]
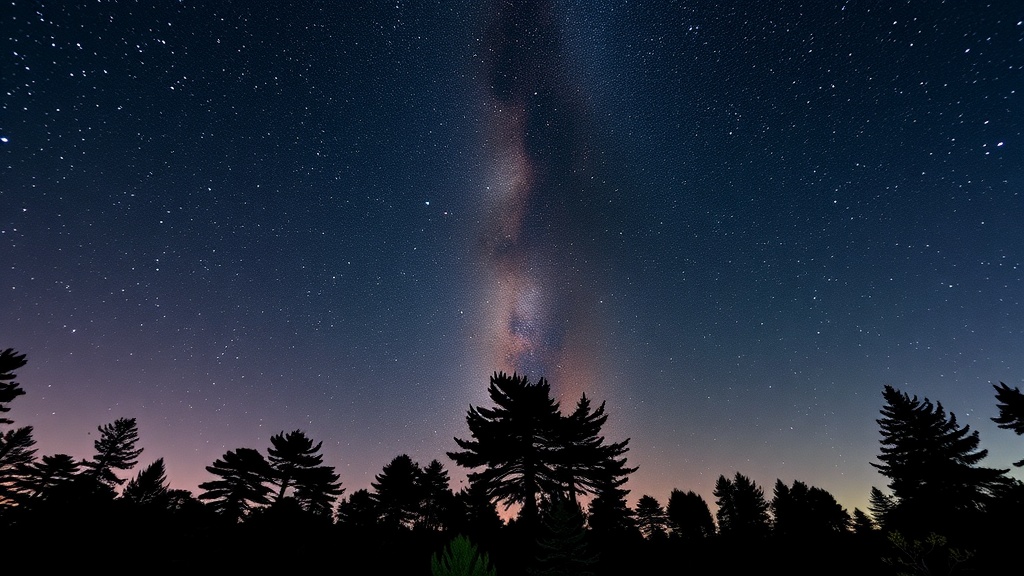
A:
[{"xmin": 2, "ymin": 1, "xmax": 1022, "ymax": 513}]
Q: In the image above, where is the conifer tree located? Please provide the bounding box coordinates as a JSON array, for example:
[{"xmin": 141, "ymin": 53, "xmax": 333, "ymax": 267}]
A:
[
  {"xmin": 873, "ymin": 385, "xmax": 1006, "ymax": 535},
  {"xmin": 336, "ymin": 488, "xmax": 380, "ymax": 530},
  {"xmin": 18, "ymin": 453, "xmax": 80, "ymax": 500},
  {"xmin": 122, "ymin": 458, "xmax": 170, "ymax": 507},
  {"xmin": 452, "ymin": 482, "xmax": 504, "ymax": 539},
  {"xmin": 0, "ymin": 348, "xmax": 35, "ymax": 507},
  {"xmin": 419, "ymin": 459, "xmax": 456, "ymax": 531},
  {"xmin": 198, "ymin": 447, "xmax": 273, "ymax": 522},
  {"xmin": 992, "ymin": 382, "xmax": 1024, "ymax": 466},
  {"xmin": 713, "ymin": 472, "xmax": 769, "ymax": 539},
  {"xmin": 0, "ymin": 427, "xmax": 36, "ymax": 506},
  {"xmin": 586, "ymin": 467, "xmax": 637, "ymax": 540},
  {"xmin": 0, "ymin": 349, "xmax": 28, "ymax": 426},
  {"xmin": 771, "ymin": 479, "xmax": 850, "ymax": 537},
  {"xmin": 449, "ymin": 372, "xmax": 565, "ymax": 526},
  {"xmin": 868, "ymin": 486, "xmax": 896, "ymax": 530},
  {"xmin": 266, "ymin": 429, "xmax": 343, "ymax": 515},
  {"xmin": 634, "ymin": 494, "xmax": 668, "ymax": 540},
  {"xmin": 449, "ymin": 372, "xmax": 636, "ymax": 529},
  {"xmin": 372, "ymin": 453, "xmax": 424, "ymax": 530},
  {"xmin": 666, "ymin": 489, "xmax": 715, "ymax": 540},
  {"xmin": 851, "ymin": 508, "xmax": 877, "ymax": 535},
  {"xmin": 82, "ymin": 417, "xmax": 143, "ymax": 490},
  {"xmin": 555, "ymin": 394, "xmax": 636, "ymax": 504}
]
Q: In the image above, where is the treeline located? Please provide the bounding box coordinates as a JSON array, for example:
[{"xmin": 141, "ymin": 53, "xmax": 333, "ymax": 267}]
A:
[{"xmin": 2, "ymin": 348, "xmax": 1023, "ymax": 574}]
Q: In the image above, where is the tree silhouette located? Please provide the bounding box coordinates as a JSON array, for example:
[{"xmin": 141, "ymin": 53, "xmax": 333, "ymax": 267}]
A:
[
  {"xmin": 419, "ymin": 459, "xmax": 457, "ymax": 532},
  {"xmin": 992, "ymin": 382, "xmax": 1024, "ymax": 466},
  {"xmin": 868, "ymin": 486, "xmax": 896, "ymax": 530},
  {"xmin": 0, "ymin": 349, "xmax": 28, "ymax": 425},
  {"xmin": 771, "ymin": 479, "xmax": 850, "ymax": 537},
  {"xmin": 0, "ymin": 427, "xmax": 36, "ymax": 507},
  {"xmin": 666, "ymin": 488, "xmax": 715, "ymax": 540},
  {"xmin": 851, "ymin": 507, "xmax": 877, "ymax": 535},
  {"xmin": 634, "ymin": 494, "xmax": 668, "ymax": 540},
  {"xmin": 18, "ymin": 453, "xmax": 80, "ymax": 500},
  {"xmin": 0, "ymin": 348, "xmax": 35, "ymax": 507},
  {"xmin": 266, "ymin": 429, "xmax": 343, "ymax": 516},
  {"xmin": 122, "ymin": 458, "xmax": 170, "ymax": 508},
  {"xmin": 198, "ymin": 447, "xmax": 273, "ymax": 522},
  {"xmin": 713, "ymin": 472, "xmax": 770, "ymax": 539},
  {"xmin": 586, "ymin": 466, "xmax": 637, "ymax": 540},
  {"xmin": 372, "ymin": 454, "xmax": 424, "ymax": 531},
  {"xmin": 293, "ymin": 463, "xmax": 344, "ymax": 517},
  {"xmin": 873, "ymin": 385, "xmax": 1007, "ymax": 535},
  {"xmin": 336, "ymin": 488, "xmax": 379, "ymax": 531},
  {"xmin": 451, "ymin": 482, "xmax": 503, "ymax": 540},
  {"xmin": 555, "ymin": 394, "xmax": 636, "ymax": 505},
  {"xmin": 449, "ymin": 372, "xmax": 636, "ymax": 529},
  {"xmin": 82, "ymin": 417, "xmax": 143, "ymax": 491},
  {"xmin": 449, "ymin": 372, "xmax": 564, "ymax": 526}
]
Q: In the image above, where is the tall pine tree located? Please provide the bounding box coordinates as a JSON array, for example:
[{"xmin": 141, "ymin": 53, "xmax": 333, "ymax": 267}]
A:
[
  {"xmin": 448, "ymin": 372, "xmax": 567, "ymax": 526},
  {"xmin": 198, "ymin": 447, "xmax": 273, "ymax": 522},
  {"xmin": 873, "ymin": 385, "xmax": 1006, "ymax": 535},
  {"xmin": 82, "ymin": 417, "xmax": 143, "ymax": 491},
  {"xmin": 666, "ymin": 489, "xmax": 715, "ymax": 540},
  {"xmin": 713, "ymin": 472, "xmax": 770, "ymax": 540},
  {"xmin": 449, "ymin": 372, "xmax": 636, "ymax": 529},
  {"xmin": 266, "ymin": 430, "xmax": 343, "ymax": 516}
]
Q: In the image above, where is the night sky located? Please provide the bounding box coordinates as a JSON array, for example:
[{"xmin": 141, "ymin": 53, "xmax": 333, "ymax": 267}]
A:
[{"xmin": 3, "ymin": 1, "xmax": 1022, "ymax": 515}]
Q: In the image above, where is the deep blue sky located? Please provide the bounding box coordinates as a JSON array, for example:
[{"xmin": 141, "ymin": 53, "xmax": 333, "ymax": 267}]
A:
[{"xmin": 3, "ymin": 1, "xmax": 1022, "ymax": 515}]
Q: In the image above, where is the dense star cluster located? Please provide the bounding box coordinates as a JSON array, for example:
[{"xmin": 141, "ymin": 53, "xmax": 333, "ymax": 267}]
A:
[{"xmin": 2, "ymin": 0, "xmax": 1022, "ymax": 516}]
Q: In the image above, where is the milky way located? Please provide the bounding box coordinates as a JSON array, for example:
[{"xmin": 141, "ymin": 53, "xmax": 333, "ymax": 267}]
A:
[{"xmin": 473, "ymin": 0, "xmax": 607, "ymax": 401}]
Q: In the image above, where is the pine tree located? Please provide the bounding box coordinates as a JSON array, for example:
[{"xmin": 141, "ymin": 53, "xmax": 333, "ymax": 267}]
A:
[
  {"xmin": 198, "ymin": 447, "xmax": 273, "ymax": 522},
  {"xmin": 371, "ymin": 454, "xmax": 424, "ymax": 531},
  {"xmin": 873, "ymin": 385, "xmax": 1007, "ymax": 535},
  {"xmin": 586, "ymin": 468, "xmax": 637, "ymax": 540},
  {"xmin": 336, "ymin": 488, "xmax": 380, "ymax": 530},
  {"xmin": 634, "ymin": 494, "xmax": 668, "ymax": 540},
  {"xmin": 419, "ymin": 459, "xmax": 456, "ymax": 531},
  {"xmin": 555, "ymin": 394, "xmax": 636, "ymax": 505},
  {"xmin": 0, "ymin": 349, "xmax": 28, "ymax": 426},
  {"xmin": 294, "ymin": 464, "xmax": 345, "ymax": 517},
  {"xmin": 18, "ymin": 453, "xmax": 81, "ymax": 500},
  {"xmin": 992, "ymin": 382, "xmax": 1024, "ymax": 466},
  {"xmin": 122, "ymin": 458, "xmax": 170, "ymax": 507},
  {"xmin": 452, "ymin": 482, "xmax": 504, "ymax": 540},
  {"xmin": 713, "ymin": 472, "xmax": 769, "ymax": 539},
  {"xmin": 868, "ymin": 486, "xmax": 896, "ymax": 530},
  {"xmin": 851, "ymin": 507, "xmax": 877, "ymax": 535},
  {"xmin": 448, "ymin": 372, "xmax": 565, "ymax": 526},
  {"xmin": 82, "ymin": 417, "xmax": 143, "ymax": 490},
  {"xmin": 666, "ymin": 489, "xmax": 715, "ymax": 540},
  {"xmin": 0, "ymin": 427, "xmax": 36, "ymax": 506},
  {"xmin": 266, "ymin": 429, "xmax": 343, "ymax": 515},
  {"xmin": 449, "ymin": 372, "xmax": 636, "ymax": 529},
  {"xmin": 0, "ymin": 348, "xmax": 35, "ymax": 507},
  {"xmin": 771, "ymin": 479, "xmax": 850, "ymax": 537}
]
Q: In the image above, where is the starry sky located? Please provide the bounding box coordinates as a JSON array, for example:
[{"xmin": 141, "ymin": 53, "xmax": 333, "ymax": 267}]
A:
[{"xmin": 3, "ymin": 1, "xmax": 1022, "ymax": 515}]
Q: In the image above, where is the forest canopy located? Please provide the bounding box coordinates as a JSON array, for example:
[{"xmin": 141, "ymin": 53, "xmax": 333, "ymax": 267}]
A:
[{"xmin": 2, "ymin": 349, "xmax": 1022, "ymax": 573}]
